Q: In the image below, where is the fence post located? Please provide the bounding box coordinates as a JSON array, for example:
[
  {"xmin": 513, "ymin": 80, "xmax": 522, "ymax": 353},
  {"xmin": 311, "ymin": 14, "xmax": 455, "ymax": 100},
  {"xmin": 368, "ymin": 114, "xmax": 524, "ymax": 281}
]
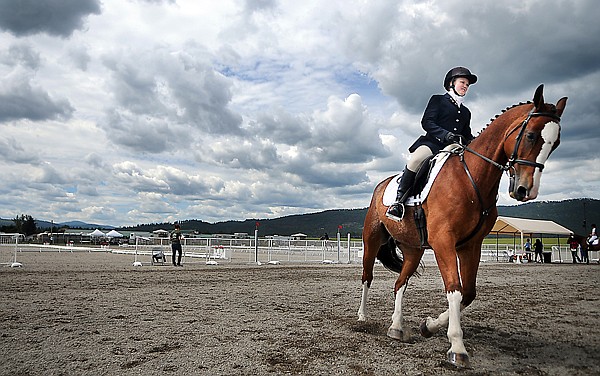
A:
[
  {"xmin": 347, "ymin": 233, "xmax": 351, "ymax": 264},
  {"xmin": 254, "ymin": 229, "xmax": 259, "ymax": 263}
]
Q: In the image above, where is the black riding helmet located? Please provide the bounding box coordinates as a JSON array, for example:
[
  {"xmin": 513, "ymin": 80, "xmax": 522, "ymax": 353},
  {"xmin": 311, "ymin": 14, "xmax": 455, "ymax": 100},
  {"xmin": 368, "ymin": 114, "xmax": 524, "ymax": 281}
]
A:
[{"xmin": 444, "ymin": 67, "xmax": 477, "ymax": 91}]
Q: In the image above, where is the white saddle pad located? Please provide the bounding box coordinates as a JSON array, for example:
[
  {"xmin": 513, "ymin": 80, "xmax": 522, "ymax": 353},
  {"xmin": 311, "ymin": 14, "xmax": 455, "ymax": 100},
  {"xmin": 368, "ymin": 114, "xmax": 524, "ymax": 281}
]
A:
[{"xmin": 382, "ymin": 147, "xmax": 456, "ymax": 207}]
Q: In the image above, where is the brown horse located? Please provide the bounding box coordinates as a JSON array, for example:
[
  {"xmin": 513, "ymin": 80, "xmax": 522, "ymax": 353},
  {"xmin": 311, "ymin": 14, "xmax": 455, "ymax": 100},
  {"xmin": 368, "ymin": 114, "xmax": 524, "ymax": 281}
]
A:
[
  {"xmin": 573, "ymin": 234, "xmax": 600, "ymax": 264},
  {"xmin": 358, "ymin": 85, "xmax": 567, "ymax": 368}
]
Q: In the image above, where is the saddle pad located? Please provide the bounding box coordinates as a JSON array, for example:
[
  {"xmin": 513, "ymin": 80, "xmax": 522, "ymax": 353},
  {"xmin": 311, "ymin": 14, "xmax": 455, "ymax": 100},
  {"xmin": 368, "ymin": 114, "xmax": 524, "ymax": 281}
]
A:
[{"xmin": 382, "ymin": 150, "xmax": 453, "ymax": 207}]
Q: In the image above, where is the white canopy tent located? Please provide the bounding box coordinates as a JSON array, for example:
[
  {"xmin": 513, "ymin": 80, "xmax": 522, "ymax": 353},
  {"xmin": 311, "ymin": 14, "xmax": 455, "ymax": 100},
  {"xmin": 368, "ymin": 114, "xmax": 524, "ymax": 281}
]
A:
[
  {"xmin": 491, "ymin": 216, "xmax": 573, "ymax": 236},
  {"xmin": 89, "ymin": 229, "xmax": 105, "ymax": 237},
  {"xmin": 106, "ymin": 230, "xmax": 124, "ymax": 238},
  {"xmin": 490, "ymin": 216, "xmax": 573, "ymax": 260}
]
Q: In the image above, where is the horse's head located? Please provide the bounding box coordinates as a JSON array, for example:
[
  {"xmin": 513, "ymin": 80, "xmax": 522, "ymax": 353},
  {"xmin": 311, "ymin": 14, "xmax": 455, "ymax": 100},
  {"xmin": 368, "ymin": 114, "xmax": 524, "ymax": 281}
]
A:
[{"xmin": 504, "ymin": 84, "xmax": 568, "ymax": 201}]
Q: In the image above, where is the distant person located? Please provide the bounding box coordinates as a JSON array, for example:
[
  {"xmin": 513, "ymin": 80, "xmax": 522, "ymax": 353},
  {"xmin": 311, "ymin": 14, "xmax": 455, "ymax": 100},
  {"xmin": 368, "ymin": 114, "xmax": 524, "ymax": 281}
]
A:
[
  {"xmin": 524, "ymin": 238, "xmax": 532, "ymax": 259},
  {"xmin": 533, "ymin": 239, "xmax": 544, "ymax": 263},
  {"xmin": 152, "ymin": 249, "xmax": 166, "ymax": 264},
  {"xmin": 321, "ymin": 232, "xmax": 331, "ymax": 250},
  {"xmin": 170, "ymin": 224, "xmax": 183, "ymax": 267},
  {"xmin": 588, "ymin": 224, "xmax": 598, "ymax": 246},
  {"xmin": 567, "ymin": 235, "xmax": 580, "ymax": 263}
]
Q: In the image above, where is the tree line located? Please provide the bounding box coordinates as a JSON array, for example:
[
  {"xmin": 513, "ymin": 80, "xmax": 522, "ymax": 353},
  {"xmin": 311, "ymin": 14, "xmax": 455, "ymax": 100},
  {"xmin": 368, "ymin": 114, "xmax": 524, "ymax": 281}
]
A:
[{"xmin": 1, "ymin": 215, "xmax": 38, "ymax": 236}]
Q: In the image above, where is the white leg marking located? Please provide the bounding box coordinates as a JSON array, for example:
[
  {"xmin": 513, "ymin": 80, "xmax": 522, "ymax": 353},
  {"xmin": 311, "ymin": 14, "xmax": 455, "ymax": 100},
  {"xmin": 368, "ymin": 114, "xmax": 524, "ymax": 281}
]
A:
[
  {"xmin": 387, "ymin": 286, "xmax": 411, "ymax": 341},
  {"xmin": 425, "ymin": 309, "xmax": 450, "ymax": 335},
  {"xmin": 529, "ymin": 121, "xmax": 559, "ymax": 199},
  {"xmin": 357, "ymin": 282, "xmax": 369, "ymax": 321},
  {"xmin": 390, "ymin": 287, "xmax": 405, "ymax": 331},
  {"xmin": 446, "ymin": 291, "xmax": 468, "ymax": 355}
]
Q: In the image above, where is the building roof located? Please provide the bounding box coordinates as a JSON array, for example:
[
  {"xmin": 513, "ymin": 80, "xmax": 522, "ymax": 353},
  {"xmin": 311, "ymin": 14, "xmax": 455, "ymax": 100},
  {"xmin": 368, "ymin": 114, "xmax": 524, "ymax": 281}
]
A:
[{"xmin": 491, "ymin": 216, "xmax": 572, "ymax": 236}]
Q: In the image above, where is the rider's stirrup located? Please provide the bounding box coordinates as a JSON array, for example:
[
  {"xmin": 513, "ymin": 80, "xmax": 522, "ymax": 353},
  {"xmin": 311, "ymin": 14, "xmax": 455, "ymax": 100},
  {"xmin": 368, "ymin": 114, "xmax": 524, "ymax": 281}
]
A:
[{"xmin": 386, "ymin": 203, "xmax": 405, "ymax": 222}]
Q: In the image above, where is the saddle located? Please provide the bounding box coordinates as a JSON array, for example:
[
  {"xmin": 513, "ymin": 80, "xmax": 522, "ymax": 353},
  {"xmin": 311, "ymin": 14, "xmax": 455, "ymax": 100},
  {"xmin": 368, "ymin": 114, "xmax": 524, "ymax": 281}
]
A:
[
  {"xmin": 383, "ymin": 145, "xmax": 461, "ymax": 247},
  {"xmin": 383, "ymin": 145, "xmax": 458, "ymax": 206}
]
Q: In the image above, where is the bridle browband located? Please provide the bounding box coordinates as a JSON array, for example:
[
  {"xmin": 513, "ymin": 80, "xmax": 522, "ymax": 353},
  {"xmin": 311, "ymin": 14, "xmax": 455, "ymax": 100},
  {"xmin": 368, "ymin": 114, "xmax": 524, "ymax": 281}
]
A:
[{"xmin": 443, "ymin": 108, "xmax": 561, "ymax": 247}]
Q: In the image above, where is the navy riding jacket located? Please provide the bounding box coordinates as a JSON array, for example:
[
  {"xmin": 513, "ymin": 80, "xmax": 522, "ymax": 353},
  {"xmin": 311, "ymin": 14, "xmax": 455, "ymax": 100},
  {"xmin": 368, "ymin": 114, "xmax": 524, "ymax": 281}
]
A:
[{"xmin": 409, "ymin": 93, "xmax": 474, "ymax": 153}]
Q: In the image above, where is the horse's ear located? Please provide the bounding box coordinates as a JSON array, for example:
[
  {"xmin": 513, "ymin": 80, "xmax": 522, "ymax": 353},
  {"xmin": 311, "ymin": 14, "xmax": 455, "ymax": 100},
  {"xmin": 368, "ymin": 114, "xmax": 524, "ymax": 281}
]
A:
[
  {"xmin": 533, "ymin": 84, "xmax": 544, "ymax": 109},
  {"xmin": 556, "ymin": 97, "xmax": 568, "ymax": 117}
]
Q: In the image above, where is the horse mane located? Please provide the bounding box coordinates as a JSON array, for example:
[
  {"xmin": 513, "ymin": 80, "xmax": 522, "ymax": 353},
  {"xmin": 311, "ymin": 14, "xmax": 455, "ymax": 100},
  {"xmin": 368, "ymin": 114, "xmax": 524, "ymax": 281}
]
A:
[{"xmin": 476, "ymin": 101, "xmax": 532, "ymax": 137}]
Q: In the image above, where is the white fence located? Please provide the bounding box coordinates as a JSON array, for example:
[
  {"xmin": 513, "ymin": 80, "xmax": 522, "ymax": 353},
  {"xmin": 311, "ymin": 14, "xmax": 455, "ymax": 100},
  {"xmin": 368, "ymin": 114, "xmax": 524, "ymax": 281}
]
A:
[{"xmin": 3, "ymin": 233, "xmax": 598, "ymax": 266}]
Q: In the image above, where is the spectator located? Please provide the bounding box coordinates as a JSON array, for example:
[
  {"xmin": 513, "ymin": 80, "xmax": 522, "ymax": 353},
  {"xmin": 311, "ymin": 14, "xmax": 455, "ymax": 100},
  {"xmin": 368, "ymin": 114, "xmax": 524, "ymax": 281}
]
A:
[
  {"xmin": 170, "ymin": 223, "xmax": 183, "ymax": 267},
  {"xmin": 524, "ymin": 238, "xmax": 532, "ymax": 260},
  {"xmin": 567, "ymin": 235, "xmax": 580, "ymax": 263},
  {"xmin": 534, "ymin": 239, "xmax": 544, "ymax": 263}
]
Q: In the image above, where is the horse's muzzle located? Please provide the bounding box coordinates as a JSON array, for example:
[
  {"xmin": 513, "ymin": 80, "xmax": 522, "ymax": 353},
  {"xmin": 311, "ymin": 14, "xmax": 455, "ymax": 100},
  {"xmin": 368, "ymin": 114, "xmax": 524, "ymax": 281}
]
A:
[
  {"xmin": 511, "ymin": 185, "xmax": 529, "ymax": 201},
  {"xmin": 509, "ymin": 171, "xmax": 539, "ymax": 202}
]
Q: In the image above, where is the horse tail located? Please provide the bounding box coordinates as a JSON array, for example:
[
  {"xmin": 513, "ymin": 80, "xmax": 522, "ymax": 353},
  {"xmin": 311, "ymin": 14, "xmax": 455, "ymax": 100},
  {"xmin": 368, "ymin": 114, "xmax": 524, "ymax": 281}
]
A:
[{"xmin": 376, "ymin": 236, "xmax": 404, "ymax": 274}]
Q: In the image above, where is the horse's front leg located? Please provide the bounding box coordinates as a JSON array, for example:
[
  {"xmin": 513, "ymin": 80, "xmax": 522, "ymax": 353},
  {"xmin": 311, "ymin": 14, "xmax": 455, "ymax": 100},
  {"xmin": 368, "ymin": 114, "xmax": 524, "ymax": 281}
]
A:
[
  {"xmin": 445, "ymin": 291, "xmax": 469, "ymax": 366},
  {"xmin": 420, "ymin": 291, "xmax": 468, "ymax": 367}
]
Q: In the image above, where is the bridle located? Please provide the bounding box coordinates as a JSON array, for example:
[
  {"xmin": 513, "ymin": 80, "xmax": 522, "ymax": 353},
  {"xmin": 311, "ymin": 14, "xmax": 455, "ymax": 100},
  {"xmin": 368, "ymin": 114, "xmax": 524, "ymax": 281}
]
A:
[
  {"xmin": 446, "ymin": 108, "xmax": 561, "ymax": 247},
  {"xmin": 456, "ymin": 109, "xmax": 562, "ymax": 173},
  {"xmin": 503, "ymin": 109, "xmax": 562, "ymax": 171}
]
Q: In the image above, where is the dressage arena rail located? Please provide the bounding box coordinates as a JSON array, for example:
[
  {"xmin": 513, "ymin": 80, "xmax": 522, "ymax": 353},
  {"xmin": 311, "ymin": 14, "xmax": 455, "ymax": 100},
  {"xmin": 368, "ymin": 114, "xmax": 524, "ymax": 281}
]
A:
[{"xmin": 2, "ymin": 234, "xmax": 597, "ymax": 267}]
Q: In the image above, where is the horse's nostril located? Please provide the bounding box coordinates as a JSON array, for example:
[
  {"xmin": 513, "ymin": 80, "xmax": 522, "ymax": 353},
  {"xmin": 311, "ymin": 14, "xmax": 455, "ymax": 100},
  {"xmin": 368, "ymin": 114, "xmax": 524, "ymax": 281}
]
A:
[{"xmin": 516, "ymin": 186, "xmax": 528, "ymax": 200}]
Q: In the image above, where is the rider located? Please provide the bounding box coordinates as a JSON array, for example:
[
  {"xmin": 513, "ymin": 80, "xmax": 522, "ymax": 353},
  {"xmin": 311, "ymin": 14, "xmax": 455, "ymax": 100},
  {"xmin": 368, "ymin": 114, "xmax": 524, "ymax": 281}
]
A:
[
  {"xmin": 386, "ymin": 67, "xmax": 478, "ymax": 221},
  {"xmin": 588, "ymin": 223, "xmax": 598, "ymax": 246}
]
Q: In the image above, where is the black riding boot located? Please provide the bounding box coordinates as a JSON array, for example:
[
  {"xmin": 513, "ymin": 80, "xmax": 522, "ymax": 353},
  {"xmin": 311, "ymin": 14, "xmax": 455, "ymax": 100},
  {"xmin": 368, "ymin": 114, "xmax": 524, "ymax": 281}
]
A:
[{"xmin": 386, "ymin": 168, "xmax": 416, "ymax": 221}]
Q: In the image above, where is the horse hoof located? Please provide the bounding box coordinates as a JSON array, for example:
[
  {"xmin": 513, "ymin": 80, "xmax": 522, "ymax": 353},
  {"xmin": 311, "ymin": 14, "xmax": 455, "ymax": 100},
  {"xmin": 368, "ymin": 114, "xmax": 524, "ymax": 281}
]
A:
[
  {"xmin": 387, "ymin": 327, "xmax": 410, "ymax": 341},
  {"xmin": 419, "ymin": 321, "xmax": 433, "ymax": 338},
  {"xmin": 447, "ymin": 352, "xmax": 470, "ymax": 368}
]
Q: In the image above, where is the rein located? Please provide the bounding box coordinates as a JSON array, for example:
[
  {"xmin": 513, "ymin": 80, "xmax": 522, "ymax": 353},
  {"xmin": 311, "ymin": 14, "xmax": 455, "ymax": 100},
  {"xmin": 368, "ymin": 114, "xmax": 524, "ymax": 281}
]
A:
[{"xmin": 444, "ymin": 109, "xmax": 562, "ymax": 247}]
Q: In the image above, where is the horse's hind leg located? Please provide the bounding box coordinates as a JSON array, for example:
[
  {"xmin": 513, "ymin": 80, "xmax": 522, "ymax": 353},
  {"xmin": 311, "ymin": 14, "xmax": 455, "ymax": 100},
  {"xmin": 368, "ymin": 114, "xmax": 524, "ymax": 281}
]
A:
[{"xmin": 387, "ymin": 248, "xmax": 422, "ymax": 342}]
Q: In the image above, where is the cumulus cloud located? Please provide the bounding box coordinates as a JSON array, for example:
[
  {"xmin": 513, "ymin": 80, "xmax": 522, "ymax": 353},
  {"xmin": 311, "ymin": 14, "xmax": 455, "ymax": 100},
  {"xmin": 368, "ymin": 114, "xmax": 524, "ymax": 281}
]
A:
[
  {"xmin": 0, "ymin": 71, "xmax": 74, "ymax": 122},
  {"xmin": 0, "ymin": 136, "xmax": 40, "ymax": 164},
  {"xmin": 0, "ymin": 0, "xmax": 101, "ymax": 37},
  {"xmin": 2, "ymin": 43, "xmax": 42, "ymax": 69},
  {"xmin": 100, "ymin": 46, "xmax": 243, "ymax": 153},
  {"xmin": 0, "ymin": 0, "xmax": 597, "ymax": 226}
]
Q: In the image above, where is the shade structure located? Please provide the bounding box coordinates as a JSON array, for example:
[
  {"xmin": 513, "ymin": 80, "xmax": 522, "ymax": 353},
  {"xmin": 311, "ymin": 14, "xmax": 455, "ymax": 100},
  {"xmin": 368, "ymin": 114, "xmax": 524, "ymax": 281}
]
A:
[
  {"xmin": 491, "ymin": 216, "xmax": 572, "ymax": 236},
  {"xmin": 490, "ymin": 216, "xmax": 573, "ymax": 263},
  {"xmin": 89, "ymin": 229, "xmax": 105, "ymax": 237},
  {"xmin": 106, "ymin": 230, "xmax": 124, "ymax": 238}
]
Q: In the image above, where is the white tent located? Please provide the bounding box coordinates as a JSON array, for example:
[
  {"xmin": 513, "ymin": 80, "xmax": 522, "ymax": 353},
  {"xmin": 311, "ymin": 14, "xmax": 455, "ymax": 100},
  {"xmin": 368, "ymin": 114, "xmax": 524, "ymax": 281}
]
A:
[
  {"xmin": 89, "ymin": 229, "xmax": 105, "ymax": 237},
  {"xmin": 490, "ymin": 216, "xmax": 573, "ymax": 261},
  {"xmin": 152, "ymin": 229, "xmax": 169, "ymax": 237},
  {"xmin": 491, "ymin": 216, "xmax": 573, "ymax": 236},
  {"xmin": 106, "ymin": 230, "xmax": 124, "ymax": 238}
]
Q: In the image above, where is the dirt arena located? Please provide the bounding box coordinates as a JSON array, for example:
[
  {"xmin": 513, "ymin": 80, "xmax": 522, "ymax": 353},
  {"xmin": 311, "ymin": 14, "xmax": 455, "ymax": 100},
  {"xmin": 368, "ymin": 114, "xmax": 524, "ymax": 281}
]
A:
[{"xmin": 1, "ymin": 251, "xmax": 599, "ymax": 376}]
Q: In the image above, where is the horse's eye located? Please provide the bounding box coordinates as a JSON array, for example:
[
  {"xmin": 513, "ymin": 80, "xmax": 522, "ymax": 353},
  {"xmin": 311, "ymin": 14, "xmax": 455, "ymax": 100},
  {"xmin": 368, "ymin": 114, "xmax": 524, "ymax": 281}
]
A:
[{"xmin": 526, "ymin": 132, "xmax": 536, "ymax": 142}]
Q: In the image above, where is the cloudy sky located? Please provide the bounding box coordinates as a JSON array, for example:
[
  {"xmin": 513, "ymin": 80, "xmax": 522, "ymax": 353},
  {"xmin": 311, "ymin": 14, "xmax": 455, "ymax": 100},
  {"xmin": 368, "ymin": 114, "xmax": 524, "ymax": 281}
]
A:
[{"xmin": 0, "ymin": 0, "xmax": 598, "ymax": 227}]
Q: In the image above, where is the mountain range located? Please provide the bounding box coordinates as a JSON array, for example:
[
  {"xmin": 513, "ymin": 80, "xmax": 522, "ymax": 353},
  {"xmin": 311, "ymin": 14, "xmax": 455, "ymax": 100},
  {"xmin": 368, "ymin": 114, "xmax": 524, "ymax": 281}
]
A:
[
  {"xmin": 2, "ymin": 198, "xmax": 598, "ymax": 238},
  {"xmin": 122, "ymin": 198, "xmax": 599, "ymax": 238}
]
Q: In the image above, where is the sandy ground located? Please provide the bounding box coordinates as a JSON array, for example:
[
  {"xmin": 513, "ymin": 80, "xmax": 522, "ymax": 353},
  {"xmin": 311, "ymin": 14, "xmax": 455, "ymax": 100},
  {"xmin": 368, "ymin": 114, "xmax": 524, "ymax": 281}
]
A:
[{"xmin": 1, "ymin": 251, "xmax": 599, "ymax": 376}]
